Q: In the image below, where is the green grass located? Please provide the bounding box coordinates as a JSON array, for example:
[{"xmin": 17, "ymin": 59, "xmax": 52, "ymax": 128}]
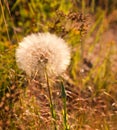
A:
[{"xmin": 0, "ymin": 0, "xmax": 117, "ymax": 129}]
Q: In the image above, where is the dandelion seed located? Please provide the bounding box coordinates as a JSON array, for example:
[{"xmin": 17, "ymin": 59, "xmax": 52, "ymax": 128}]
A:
[{"xmin": 16, "ymin": 33, "xmax": 71, "ymax": 79}]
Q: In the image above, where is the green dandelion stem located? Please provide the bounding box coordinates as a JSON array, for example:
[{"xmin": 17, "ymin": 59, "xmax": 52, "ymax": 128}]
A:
[
  {"xmin": 45, "ymin": 68, "xmax": 57, "ymax": 130},
  {"xmin": 61, "ymin": 81, "xmax": 69, "ymax": 130}
]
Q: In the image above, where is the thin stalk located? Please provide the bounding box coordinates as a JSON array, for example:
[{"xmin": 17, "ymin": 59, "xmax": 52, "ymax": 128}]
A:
[
  {"xmin": 91, "ymin": 0, "xmax": 95, "ymax": 13},
  {"xmin": 4, "ymin": 0, "xmax": 19, "ymax": 42},
  {"xmin": 79, "ymin": 28, "xmax": 84, "ymax": 67},
  {"xmin": 80, "ymin": 37, "xmax": 84, "ymax": 66},
  {"xmin": 45, "ymin": 68, "xmax": 57, "ymax": 130},
  {"xmin": 61, "ymin": 81, "xmax": 69, "ymax": 130},
  {"xmin": 82, "ymin": 0, "xmax": 85, "ymax": 14},
  {"xmin": 0, "ymin": 0, "xmax": 10, "ymax": 42}
]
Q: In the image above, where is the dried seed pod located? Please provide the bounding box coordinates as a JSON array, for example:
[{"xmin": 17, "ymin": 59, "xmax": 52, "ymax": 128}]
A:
[
  {"xmin": 4, "ymin": 106, "xmax": 9, "ymax": 112},
  {"xmin": 2, "ymin": 97, "xmax": 6, "ymax": 102},
  {"xmin": 6, "ymin": 93, "xmax": 10, "ymax": 98},
  {"xmin": 10, "ymin": 85, "xmax": 16, "ymax": 91},
  {"xmin": 0, "ymin": 102, "xmax": 4, "ymax": 108}
]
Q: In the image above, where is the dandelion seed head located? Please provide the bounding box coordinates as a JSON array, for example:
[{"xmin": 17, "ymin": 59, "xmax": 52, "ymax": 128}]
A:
[{"xmin": 16, "ymin": 33, "xmax": 71, "ymax": 78}]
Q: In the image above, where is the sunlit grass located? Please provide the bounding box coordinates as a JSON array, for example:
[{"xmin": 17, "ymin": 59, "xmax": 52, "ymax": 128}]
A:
[{"xmin": 0, "ymin": 0, "xmax": 117, "ymax": 129}]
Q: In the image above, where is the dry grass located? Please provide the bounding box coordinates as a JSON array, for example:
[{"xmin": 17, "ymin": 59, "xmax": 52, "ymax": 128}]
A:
[{"xmin": 0, "ymin": 0, "xmax": 117, "ymax": 130}]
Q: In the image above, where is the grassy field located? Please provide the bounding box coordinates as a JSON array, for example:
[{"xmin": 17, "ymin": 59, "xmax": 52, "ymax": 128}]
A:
[{"xmin": 0, "ymin": 0, "xmax": 117, "ymax": 130}]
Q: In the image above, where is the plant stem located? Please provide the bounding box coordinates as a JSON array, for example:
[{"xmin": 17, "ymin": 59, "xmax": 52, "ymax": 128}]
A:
[
  {"xmin": 45, "ymin": 69, "xmax": 57, "ymax": 130},
  {"xmin": 0, "ymin": 0, "xmax": 11, "ymax": 42},
  {"xmin": 61, "ymin": 81, "xmax": 69, "ymax": 130}
]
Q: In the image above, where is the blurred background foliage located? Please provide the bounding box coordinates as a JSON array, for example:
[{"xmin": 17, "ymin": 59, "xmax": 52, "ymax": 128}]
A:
[{"xmin": 0, "ymin": 0, "xmax": 117, "ymax": 129}]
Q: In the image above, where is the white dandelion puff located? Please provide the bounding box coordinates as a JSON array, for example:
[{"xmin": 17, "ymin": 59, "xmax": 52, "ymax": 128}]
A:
[{"xmin": 15, "ymin": 32, "xmax": 71, "ymax": 79}]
